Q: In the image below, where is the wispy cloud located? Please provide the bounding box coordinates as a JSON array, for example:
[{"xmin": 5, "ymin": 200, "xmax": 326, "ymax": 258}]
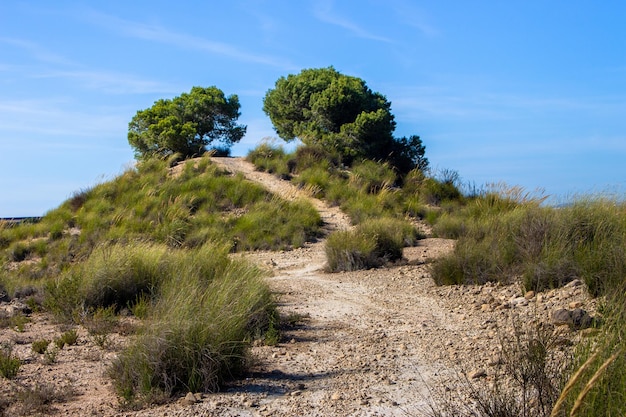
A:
[
  {"xmin": 387, "ymin": 0, "xmax": 439, "ymax": 37},
  {"xmin": 312, "ymin": 0, "xmax": 393, "ymax": 43},
  {"xmin": 83, "ymin": 10, "xmax": 295, "ymax": 69},
  {"xmin": 0, "ymin": 98, "xmax": 127, "ymax": 138},
  {"xmin": 390, "ymin": 85, "xmax": 626, "ymax": 122},
  {"xmin": 33, "ymin": 70, "xmax": 181, "ymax": 95},
  {"xmin": 0, "ymin": 37, "xmax": 75, "ymax": 66},
  {"xmin": 1, "ymin": 37, "xmax": 177, "ymax": 95}
]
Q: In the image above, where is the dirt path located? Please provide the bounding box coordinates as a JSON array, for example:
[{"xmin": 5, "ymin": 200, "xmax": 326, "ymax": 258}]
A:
[{"xmin": 0, "ymin": 158, "xmax": 594, "ymax": 417}]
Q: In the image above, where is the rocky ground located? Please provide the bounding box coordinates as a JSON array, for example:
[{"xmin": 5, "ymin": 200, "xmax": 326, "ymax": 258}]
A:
[{"xmin": 0, "ymin": 158, "xmax": 597, "ymax": 416}]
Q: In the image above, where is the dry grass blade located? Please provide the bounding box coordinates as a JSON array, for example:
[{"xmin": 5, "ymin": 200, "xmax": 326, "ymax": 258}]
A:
[
  {"xmin": 569, "ymin": 349, "xmax": 622, "ymax": 417},
  {"xmin": 550, "ymin": 351, "xmax": 599, "ymax": 417}
]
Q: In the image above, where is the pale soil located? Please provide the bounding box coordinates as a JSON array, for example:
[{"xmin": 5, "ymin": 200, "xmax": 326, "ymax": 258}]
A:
[{"xmin": 0, "ymin": 157, "xmax": 595, "ymax": 416}]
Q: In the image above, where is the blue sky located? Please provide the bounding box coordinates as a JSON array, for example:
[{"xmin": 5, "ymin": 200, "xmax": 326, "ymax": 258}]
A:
[{"xmin": 1, "ymin": 1, "xmax": 625, "ymax": 216}]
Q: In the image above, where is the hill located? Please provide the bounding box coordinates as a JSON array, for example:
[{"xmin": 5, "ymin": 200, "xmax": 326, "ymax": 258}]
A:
[{"xmin": 0, "ymin": 153, "xmax": 624, "ymax": 416}]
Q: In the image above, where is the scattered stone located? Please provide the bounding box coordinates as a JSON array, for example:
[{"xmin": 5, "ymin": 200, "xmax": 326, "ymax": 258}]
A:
[
  {"xmin": 181, "ymin": 392, "xmax": 198, "ymax": 406},
  {"xmin": 330, "ymin": 391, "xmax": 342, "ymax": 401},
  {"xmin": 509, "ymin": 297, "xmax": 529, "ymax": 307},
  {"xmin": 551, "ymin": 308, "xmax": 573, "ymax": 326},
  {"xmin": 524, "ymin": 290, "xmax": 536, "ymax": 300},
  {"xmin": 571, "ymin": 308, "xmax": 593, "ymax": 330},
  {"xmin": 469, "ymin": 369, "xmax": 487, "ymax": 379},
  {"xmin": 487, "ymin": 354, "xmax": 503, "ymax": 366},
  {"xmin": 0, "ymin": 300, "xmax": 31, "ymax": 317},
  {"xmin": 551, "ymin": 308, "xmax": 594, "ymax": 330},
  {"xmin": 569, "ymin": 301, "xmax": 583, "ymax": 309},
  {"xmin": 565, "ymin": 279, "xmax": 583, "ymax": 288}
]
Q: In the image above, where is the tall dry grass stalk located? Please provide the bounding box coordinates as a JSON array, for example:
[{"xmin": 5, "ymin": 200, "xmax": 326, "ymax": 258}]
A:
[
  {"xmin": 568, "ymin": 350, "xmax": 622, "ymax": 417},
  {"xmin": 550, "ymin": 351, "xmax": 599, "ymax": 417}
]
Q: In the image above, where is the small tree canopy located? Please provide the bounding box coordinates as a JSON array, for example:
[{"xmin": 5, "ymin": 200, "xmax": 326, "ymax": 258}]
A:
[
  {"xmin": 263, "ymin": 67, "xmax": 428, "ymax": 173},
  {"xmin": 128, "ymin": 86, "xmax": 246, "ymax": 160}
]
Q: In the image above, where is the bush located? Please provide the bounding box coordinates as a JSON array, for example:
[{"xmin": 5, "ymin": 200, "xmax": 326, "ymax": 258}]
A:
[
  {"xmin": 55, "ymin": 329, "xmax": 78, "ymax": 349},
  {"xmin": 350, "ymin": 160, "xmax": 397, "ymax": 194},
  {"xmin": 426, "ymin": 318, "xmax": 569, "ymax": 417},
  {"xmin": 45, "ymin": 243, "xmax": 167, "ymax": 320},
  {"xmin": 325, "ymin": 218, "xmax": 422, "ymax": 272},
  {"xmin": 431, "ymin": 197, "xmax": 626, "ymax": 294},
  {"xmin": 9, "ymin": 242, "xmax": 31, "ymax": 262},
  {"xmin": 232, "ymin": 198, "xmax": 322, "ymax": 251},
  {"xmin": 290, "ymin": 145, "xmax": 341, "ymax": 174},
  {"xmin": 325, "ymin": 229, "xmax": 378, "ymax": 272},
  {"xmin": 32, "ymin": 339, "xmax": 51, "ymax": 354},
  {"xmin": 108, "ymin": 245, "xmax": 274, "ymax": 404},
  {"xmin": 246, "ymin": 141, "xmax": 291, "ymax": 178},
  {"xmin": 0, "ymin": 344, "xmax": 21, "ymax": 379}
]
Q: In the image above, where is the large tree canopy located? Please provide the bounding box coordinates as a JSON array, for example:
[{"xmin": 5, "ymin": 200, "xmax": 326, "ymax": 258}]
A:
[
  {"xmin": 262, "ymin": 67, "xmax": 428, "ymax": 173},
  {"xmin": 128, "ymin": 86, "xmax": 246, "ymax": 160}
]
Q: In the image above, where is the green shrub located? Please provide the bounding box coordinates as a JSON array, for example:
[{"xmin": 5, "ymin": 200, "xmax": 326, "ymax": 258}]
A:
[
  {"xmin": 350, "ymin": 160, "xmax": 397, "ymax": 194},
  {"xmin": 9, "ymin": 241, "xmax": 31, "ymax": 262},
  {"xmin": 45, "ymin": 242, "xmax": 180, "ymax": 321},
  {"xmin": 43, "ymin": 273, "xmax": 83, "ymax": 322},
  {"xmin": 246, "ymin": 142, "xmax": 291, "ymax": 178},
  {"xmin": 430, "ymin": 195, "xmax": 626, "ymax": 294},
  {"xmin": 84, "ymin": 306, "xmax": 118, "ymax": 349},
  {"xmin": 232, "ymin": 198, "xmax": 322, "ymax": 251},
  {"xmin": 432, "ymin": 212, "xmax": 467, "ymax": 238},
  {"xmin": 290, "ymin": 145, "xmax": 341, "ymax": 173},
  {"xmin": 32, "ymin": 339, "xmax": 51, "ymax": 354},
  {"xmin": 325, "ymin": 229, "xmax": 378, "ymax": 272},
  {"xmin": 108, "ymin": 244, "xmax": 274, "ymax": 404},
  {"xmin": 326, "ymin": 218, "xmax": 421, "ymax": 272},
  {"xmin": 420, "ymin": 177, "xmax": 462, "ymax": 205},
  {"xmin": 55, "ymin": 329, "xmax": 78, "ymax": 349},
  {"xmin": 292, "ymin": 166, "xmax": 333, "ymax": 198},
  {"xmin": 0, "ymin": 344, "xmax": 21, "ymax": 379}
]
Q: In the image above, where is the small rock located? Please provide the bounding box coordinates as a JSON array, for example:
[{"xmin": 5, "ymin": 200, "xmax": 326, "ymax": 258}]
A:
[
  {"xmin": 565, "ymin": 279, "xmax": 583, "ymax": 288},
  {"xmin": 571, "ymin": 308, "xmax": 593, "ymax": 330},
  {"xmin": 330, "ymin": 391, "xmax": 342, "ymax": 401},
  {"xmin": 524, "ymin": 290, "xmax": 536, "ymax": 300},
  {"xmin": 551, "ymin": 308, "xmax": 593, "ymax": 330},
  {"xmin": 291, "ymin": 390, "xmax": 302, "ymax": 397},
  {"xmin": 181, "ymin": 392, "xmax": 197, "ymax": 406},
  {"xmin": 469, "ymin": 369, "xmax": 487, "ymax": 379},
  {"xmin": 487, "ymin": 354, "xmax": 502, "ymax": 366},
  {"xmin": 568, "ymin": 301, "xmax": 583, "ymax": 309},
  {"xmin": 509, "ymin": 297, "xmax": 529, "ymax": 307},
  {"xmin": 481, "ymin": 304, "xmax": 492, "ymax": 312},
  {"xmin": 551, "ymin": 308, "xmax": 573, "ymax": 326}
]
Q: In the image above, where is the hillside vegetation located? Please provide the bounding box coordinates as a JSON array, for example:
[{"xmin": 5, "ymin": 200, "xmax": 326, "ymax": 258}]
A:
[
  {"xmin": 1, "ymin": 145, "xmax": 625, "ymax": 415},
  {"xmin": 247, "ymin": 143, "xmax": 626, "ymax": 417},
  {"xmin": 0, "ymin": 154, "xmax": 322, "ymax": 406}
]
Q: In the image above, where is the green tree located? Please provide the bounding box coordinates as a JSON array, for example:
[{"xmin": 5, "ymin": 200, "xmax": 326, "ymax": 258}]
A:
[
  {"xmin": 388, "ymin": 135, "xmax": 429, "ymax": 174},
  {"xmin": 263, "ymin": 67, "xmax": 428, "ymax": 173},
  {"xmin": 128, "ymin": 86, "xmax": 246, "ymax": 160}
]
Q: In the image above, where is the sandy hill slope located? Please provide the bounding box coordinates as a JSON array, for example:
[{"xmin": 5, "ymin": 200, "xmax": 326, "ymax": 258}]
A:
[{"xmin": 0, "ymin": 157, "xmax": 593, "ymax": 417}]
